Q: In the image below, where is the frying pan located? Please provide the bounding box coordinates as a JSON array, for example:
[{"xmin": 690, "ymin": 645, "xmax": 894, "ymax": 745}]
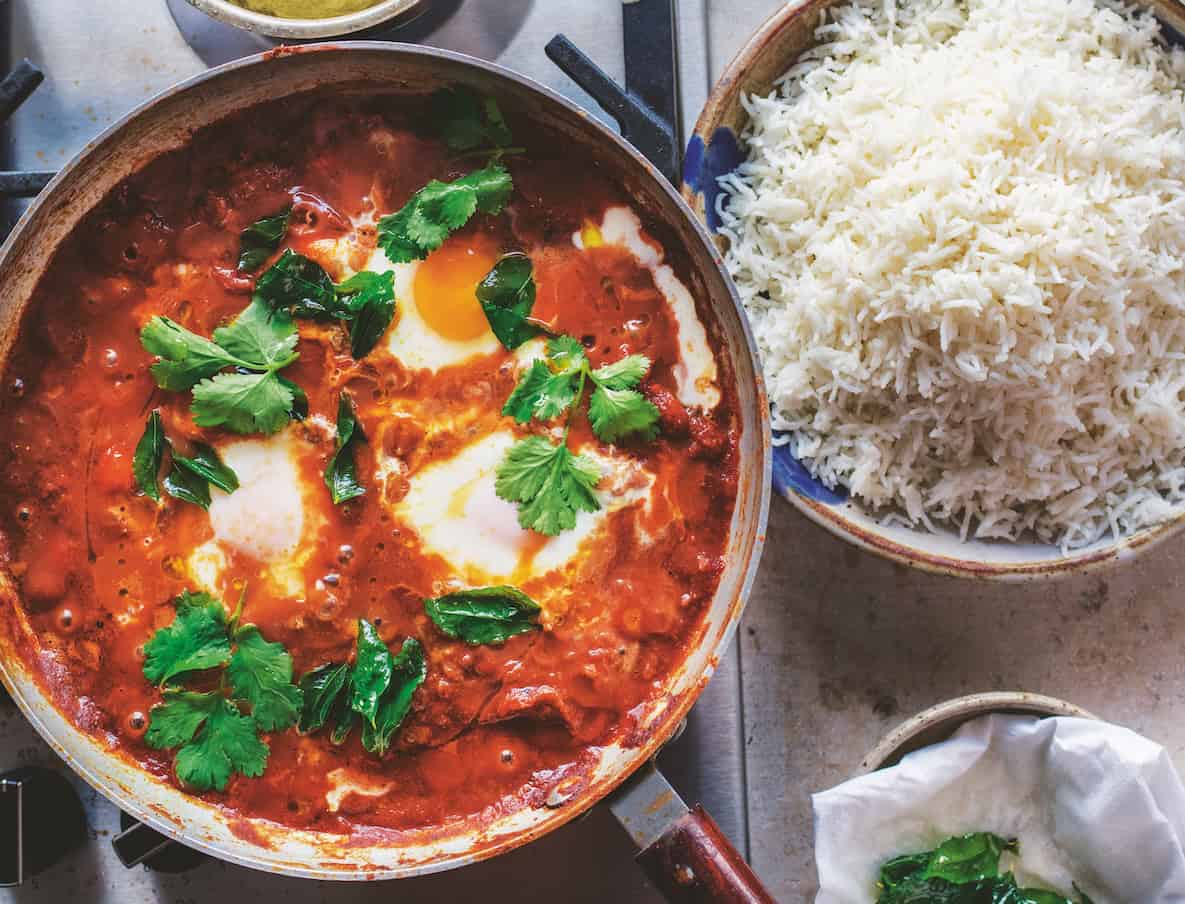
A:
[{"xmin": 0, "ymin": 44, "xmax": 773, "ymax": 900}]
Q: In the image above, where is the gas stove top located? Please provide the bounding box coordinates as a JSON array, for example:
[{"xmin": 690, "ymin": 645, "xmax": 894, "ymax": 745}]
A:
[{"xmin": 0, "ymin": 2, "xmax": 744, "ymax": 901}]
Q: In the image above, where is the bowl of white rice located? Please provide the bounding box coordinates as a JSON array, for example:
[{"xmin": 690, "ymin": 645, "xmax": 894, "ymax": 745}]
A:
[{"xmin": 686, "ymin": 0, "xmax": 1185, "ymax": 577}]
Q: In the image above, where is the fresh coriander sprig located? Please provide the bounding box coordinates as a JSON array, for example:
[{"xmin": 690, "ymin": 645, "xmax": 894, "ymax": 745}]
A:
[
  {"xmin": 142, "ymin": 590, "xmax": 303, "ymax": 792},
  {"xmin": 296, "ymin": 620, "xmax": 426, "ymax": 757},
  {"xmin": 376, "ymin": 164, "xmax": 513, "ymax": 264},
  {"xmin": 140, "ymin": 298, "xmax": 304, "ymax": 436},
  {"xmin": 494, "ymin": 336, "xmax": 660, "ymax": 536}
]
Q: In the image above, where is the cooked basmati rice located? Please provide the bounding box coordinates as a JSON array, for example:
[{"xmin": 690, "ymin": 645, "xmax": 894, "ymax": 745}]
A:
[{"xmin": 718, "ymin": 0, "xmax": 1185, "ymax": 549}]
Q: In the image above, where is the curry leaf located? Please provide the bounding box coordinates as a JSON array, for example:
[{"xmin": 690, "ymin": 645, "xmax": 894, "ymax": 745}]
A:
[
  {"xmin": 163, "ymin": 462, "xmax": 212, "ymax": 510},
  {"xmin": 424, "ymin": 586, "xmax": 541, "ymax": 645},
  {"xmin": 324, "ymin": 392, "xmax": 366, "ymax": 504},
  {"xmin": 133, "ymin": 410, "xmax": 165, "ymax": 502},
  {"xmin": 349, "ymin": 619, "xmax": 393, "ymax": 728},
  {"xmin": 238, "ymin": 206, "xmax": 291, "ymax": 272},
  {"xmin": 476, "ymin": 252, "xmax": 539, "ymax": 350},
  {"xmin": 361, "ymin": 638, "xmax": 426, "ymax": 757},
  {"xmin": 336, "ymin": 271, "xmax": 396, "ymax": 358},
  {"xmin": 297, "ymin": 663, "xmax": 350, "ymax": 734},
  {"xmin": 172, "ymin": 442, "xmax": 239, "ymax": 494},
  {"xmin": 253, "ymin": 249, "xmax": 339, "ymax": 320}
]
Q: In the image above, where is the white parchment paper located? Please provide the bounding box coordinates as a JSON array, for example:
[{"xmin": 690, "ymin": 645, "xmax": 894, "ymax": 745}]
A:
[{"xmin": 813, "ymin": 715, "xmax": 1185, "ymax": 903}]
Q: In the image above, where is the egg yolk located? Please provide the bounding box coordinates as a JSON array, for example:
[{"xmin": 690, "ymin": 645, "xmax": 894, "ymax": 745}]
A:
[{"xmin": 413, "ymin": 235, "xmax": 499, "ymax": 342}]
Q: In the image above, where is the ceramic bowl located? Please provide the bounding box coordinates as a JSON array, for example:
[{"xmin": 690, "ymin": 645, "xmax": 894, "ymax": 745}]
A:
[
  {"xmin": 860, "ymin": 692, "xmax": 1095, "ymax": 773},
  {"xmin": 683, "ymin": 0, "xmax": 1185, "ymax": 579},
  {"xmin": 184, "ymin": 0, "xmax": 431, "ymax": 39}
]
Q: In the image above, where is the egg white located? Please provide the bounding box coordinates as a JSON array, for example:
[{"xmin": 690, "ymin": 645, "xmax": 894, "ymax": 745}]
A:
[
  {"xmin": 394, "ymin": 428, "xmax": 654, "ymax": 586},
  {"xmin": 186, "ymin": 431, "xmax": 323, "ymax": 599}
]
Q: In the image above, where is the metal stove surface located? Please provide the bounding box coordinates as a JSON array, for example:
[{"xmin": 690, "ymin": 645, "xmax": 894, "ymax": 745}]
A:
[{"xmin": 0, "ymin": 1, "xmax": 745, "ymax": 901}]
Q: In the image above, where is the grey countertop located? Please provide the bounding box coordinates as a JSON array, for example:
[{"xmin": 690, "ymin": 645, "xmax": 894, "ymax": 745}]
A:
[{"xmin": 4, "ymin": 1, "xmax": 1179, "ymax": 903}]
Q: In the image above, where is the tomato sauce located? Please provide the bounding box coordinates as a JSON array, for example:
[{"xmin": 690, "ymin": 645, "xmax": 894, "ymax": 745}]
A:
[{"xmin": 0, "ymin": 94, "xmax": 740, "ymax": 837}]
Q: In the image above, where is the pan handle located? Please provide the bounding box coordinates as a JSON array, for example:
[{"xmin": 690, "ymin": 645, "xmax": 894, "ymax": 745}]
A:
[
  {"xmin": 609, "ymin": 762, "xmax": 776, "ymax": 903},
  {"xmin": 636, "ymin": 804, "xmax": 777, "ymax": 904}
]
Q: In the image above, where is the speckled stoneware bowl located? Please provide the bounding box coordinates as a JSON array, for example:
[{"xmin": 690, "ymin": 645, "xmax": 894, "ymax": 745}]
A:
[
  {"xmin": 184, "ymin": 0, "xmax": 431, "ymax": 39},
  {"xmin": 683, "ymin": 0, "xmax": 1185, "ymax": 580},
  {"xmin": 859, "ymin": 692, "xmax": 1095, "ymax": 772}
]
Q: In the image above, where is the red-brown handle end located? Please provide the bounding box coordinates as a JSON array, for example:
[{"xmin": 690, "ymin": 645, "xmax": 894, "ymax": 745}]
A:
[{"xmin": 635, "ymin": 805, "xmax": 777, "ymax": 903}]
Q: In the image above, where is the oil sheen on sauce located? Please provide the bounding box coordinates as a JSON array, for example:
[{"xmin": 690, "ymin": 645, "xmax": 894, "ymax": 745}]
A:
[{"xmin": 0, "ymin": 94, "xmax": 740, "ymax": 838}]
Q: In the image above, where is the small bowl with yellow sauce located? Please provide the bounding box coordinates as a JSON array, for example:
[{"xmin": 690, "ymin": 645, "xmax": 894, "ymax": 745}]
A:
[{"xmin": 186, "ymin": 0, "xmax": 432, "ymax": 39}]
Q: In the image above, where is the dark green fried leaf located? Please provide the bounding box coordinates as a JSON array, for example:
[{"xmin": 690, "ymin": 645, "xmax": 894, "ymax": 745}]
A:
[
  {"xmin": 349, "ymin": 619, "xmax": 393, "ymax": 727},
  {"xmin": 163, "ymin": 462, "xmax": 212, "ymax": 510},
  {"xmin": 297, "ymin": 662, "xmax": 350, "ymax": 734},
  {"xmin": 432, "ymin": 86, "xmax": 514, "ymax": 153},
  {"xmin": 172, "ymin": 442, "xmax": 239, "ymax": 494},
  {"xmin": 133, "ymin": 410, "xmax": 165, "ymax": 501},
  {"xmin": 253, "ymin": 249, "xmax": 339, "ymax": 319},
  {"xmin": 336, "ymin": 271, "xmax": 396, "ymax": 358},
  {"xmin": 476, "ymin": 252, "xmax": 539, "ymax": 350},
  {"xmin": 237, "ymin": 206, "xmax": 291, "ymax": 272},
  {"xmin": 324, "ymin": 392, "xmax": 366, "ymax": 504},
  {"xmin": 424, "ymin": 586, "xmax": 541, "ymax": 645},
  {"xmin": 361, "ymin": 638, "xmax": 426, "ymax": 756}
]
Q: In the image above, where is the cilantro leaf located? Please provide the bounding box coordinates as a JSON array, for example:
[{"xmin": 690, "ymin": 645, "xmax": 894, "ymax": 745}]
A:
[
  {"xmin": 191, "ymin": 371, "xmax": 295, "ymax": 435},
  {"xmin": 349, "ymin": 619, "xmax": 393, "ymax": 728},
  {"xmin": 433, "ymin": 87, "xmax": 514, "ymax": 153},
  {"xmin": 172, "ymin": 697, "xmax": 268, "ymax": 792},
  {"xmin": 547, "ymin": 335, "xmax": 588, "ymax": 373},
  {"xmin": 163, "ymin": 462, "xmax": 212, "ymax": 509},
  {"xmin": 238, "ymin": 206, "xmax": 291, "ymax": 272},
  {"xmin": 297, "ymin": 662, "xmax": 349, "ymax": 734},
  {"xmin": 476, "ymin": 252, "xmax": 539, "ymax": 350},
  {"xmin": 172, "ymin": 442, "xmax": 239, "ymax": 494},
  {"xmin": 361, "ymin": 638, "xmax": 426, "ymax": 757},
  {"xmin": 377, "ymin": 164, "xmax": 513, "ymax": 263},
  {"xmin": 588, "ymin": 386, "xmax": 660, "ymax": 443},
  {"xmin": 324, "ymin": 392, "xmax": 366, "ymax": 504},
  {"xmin": 590, "ymin": 354, "xmax": 651, "ymax": 390},
  {"xmin": 144, "ymin": 689, "xmax": 219, "ymax": 749},
  {"xmin": 502, "ymin": 360, "xmax": 581, "ymax": 424},
  {"xmin": 133, "ymin": 410, "xmax": 165, "ymax": 501},
  {"xmin": 253, "ymin": 249, "xmax": 339, "ymax": 320},
  {"xmin": 424, "ymin": 586, "xmax": 541, "ymax": 645},
  {"xmin": 212, "ymin": 298, "xmax": 299, "ymax": 370},
  {"xmin": 140, "ymin": 317, "xmax": 244, "ymax": 391},
  {"xmin": 142, "ymin": 591, "xmax": 230, "ymax": 686},
  {"xmin": 227, "ymin": 625, "xmax": 303, "ymax": 732},
  {"xmin": 495, "ymin": 435, "xmax": 601, "ymax": 536},
  {"xmin": 336, "ymin": 271, "xmax": 396, "ymax": 358}
]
